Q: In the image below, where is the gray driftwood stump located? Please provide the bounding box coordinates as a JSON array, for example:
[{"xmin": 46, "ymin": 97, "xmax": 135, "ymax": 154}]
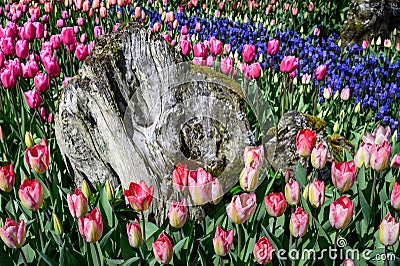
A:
[{"xmin": 55, "ymin": 23, "xmax": 254, "ymax": 223}]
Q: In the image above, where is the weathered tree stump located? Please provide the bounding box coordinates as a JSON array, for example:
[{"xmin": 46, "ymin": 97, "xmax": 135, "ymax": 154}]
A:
[
  {"xmin": 341, "ymin": 0, "xmax": 400, "ymax": 45},
  {"xmin": 55, "ymin": 23, "xmax": 254, "ymax": 223}
]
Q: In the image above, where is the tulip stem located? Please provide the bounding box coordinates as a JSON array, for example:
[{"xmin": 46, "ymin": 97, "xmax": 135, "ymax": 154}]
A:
[
  {"xmin": 370, "ymin": 172, "xmax": 378, "ymax": 207},
  {"xmin": 219, "ymin": 255, "xmax": 223, "ymax": 266},
  {"xmin": 20, "ymin": 248, "xmax": 28, "ymax": 266},
  {"xmin": 141, "ymin": 211, "xmax": 146, "ymax": 242},
  {"xmin": 272, "ymin": 217, "xmax": 277, "ymax": 235},
  {"xmin": 7, "ymin": 89, "xmax": 24, "ymax": 149},
  {"xmin": 9, "ymin": 194, "xmax": 18, "ymax": 220},
  {"xmin": 93, "ymin": 242, "xmax": 102, "ymax": 266},
  {"xmin": 236, "ymin": 223, "xmax": 242, "ymax": 259},
  {"xmin": 333, "ymin": 230, "xmax": 339, "ymax": 266},
  {"xmin": 35, "ymin": 212, "xmax": 45, "ymax": 252},
  {"xmin": 291, "ymin": 238, "xmax": 298, "ymax": 266},
  {"xmin": 384, "ymin": 246, "xmax": 388, "ymax": 266}
]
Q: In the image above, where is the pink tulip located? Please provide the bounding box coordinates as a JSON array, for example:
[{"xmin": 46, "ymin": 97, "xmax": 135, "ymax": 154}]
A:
[
  {"xmin": 126, "ymin": 219, "xmax": 143, "ymax": 248},
  {"xmin": 34, "ymin": 72, "xmax": 50, "ymax": 92},
  {"xmin": 100, "ymin": 6, "xmax": 107, "ymax": 18},
  {"xmin": 8, "ymin": 58, "xmax": 22, "ymax": 77},
  {"xmin": 22, "ymin": 60, "xmax": 39, "ymax": 79},
  {"xmin": 370, "ymin": 141, "xmax": 391, "ymax": 172},
  {"xmin": 244, "ymin": 63, "xmax": 262, "ymax": 80},
  {"xmin": 340, "ymin": 88, "xmax": 350, "ymax": 101},
  {"xmin": 239, "ymin": 165, "xmax": 260, "ymax": 192},
  {"xmin": 331, "ymin": 161, "xmax": 356, "ymax": 192},
  {"xmin": 152, "ymin": 232, "xmax": 173, "ymax": 264},
  {"xmin": 206, "ymin": 55, "xmax": 215, "ymax": 67},
  {"xmin": 362, "ymin": 40, "xmax": 369, "ymax": 49},
  {"xmin": 0, "ymin": 218, "xmax": 26, "ymax": 249},
  {"xmin": 18, "ymin": 179, "xmax": 44, "ymax": 211},
  {"xmin": 180, "ymin": 40, "xmax": 191, "ymax": 56},
  {"xmin": 0, "ymin": 68, "xmax": 17, "ymax": 89},
  {"xmin": 378, "ymin": 212, "xmax": 400, "ymax": 246},
  {"xmin": 1, "ymin": 37, "xmax": 15, "ymax": 56},
  {"xmin": 0, "ymin": 164, "xmax": 15, "ymax": 192},
  {"xmin": 75, "ymin": 43, "xmax": 89, "ymax": 61},
  {"xmin": 296, "ymin": 129, "xmax": 316, "ymax": 157},
  {"xmin": 329, "ymin": 195, "xmax": 354, "ymax": 229},
  {"xmin": 253, "ymin": 236, "xmax": 274, "ymax": 264},
  {"xmin": 0, "ymin": 52, "xmax": 4, "ymax": 68},
  {"xmin": 226, "ymin": 193, "xmax": 257, "ymax": 224},
  {"xmin": 267, "ymin": 38, "xmax": 279, "ymax": 56},
  {"xmin": 213, "ymin": 226, "xmax": 234, "ymax": 257},
  {"xmin": 289, "ymin": 207, "xmax": 310, "ymax": 238},
  {"xmin": 124, "ymin": 180, "xmax": 154, "ymax": 212},
  {"xmin": 211, "ymin": 178, "xmax": 224, "ymax": 204},
  {"xmin": 24, "ymin": 89, "xmax": 41, "ymax": 109},
  {"xmin": 242, "ymin": 44, "xmax": 256, "ymax": 64},
  {"xmin": 193, "ymin": 42, "xmax": 208, "ymax": 59},
  {"xmin": 362, "ymin": 125, "xmax": 391, "ymax": 145},
  {"xmin": 285, "ymin": 178, "xmax": 300, "ymax": 206},
  {"xmin": 314, "ymin": 64, "xmax": 327, "ymax": 81},
  {"xmin": 223, "ymin": 44, "xmax": 231, "ymax": 54},
  {"xmin": 50, "ymin": 34, "xmax": 61, "ymax": 50},
  {"xmin": 15, "ymin": 40, "xmax": 28, "ymax": 59},
  {"xmin": 168, "ymin": 199, "xmax": 187, "ymax": 228},
  {"xmin": 25, "ymin": 139, "xmax": 50, "ymax": 174},
  {"xmin": 172, "ymin": 163, "xmax": 188, "ymax": 192},
  {"xmin": 188, "ymin": 168, "xmax": 213, "ymax": 205},
  {"xmin": 354, "ymin": 142, "xmax": 372, "ymax": 168},
  {"xmin": 391, "ymin": 182, "xmax": 400, "ymax": 210},
  {"xmin": 264, "ymin": 192, "xmax": 287, "ymax": 217},
  {"xmin": 210, "ymin": 37, "xmax": 223, "ymax": 56},
  {"xmin": 78, "ymin": 208, "xmax": 103, "ymax": 243},
  {"xmin": 343, "ymin": 259, "xmax": 354, "ymax": 266},
  {"xmin": 311, "ymin": 142, "xmax": 328, "ymax": 169},
  {"xmin": 94, "ymin": 26, "xmax": 104, "ymax": 38},
  {"xmin": 42, "ymin": 56, "xmax": 60, "ymax": 78},
  {"xmin": 67, "ymin": 188, "xmax": 89, "ymax": 218},
  {"xmin": 220, "ymin": 57, "xmax": 234, "ymax": 75},
  {"xmin": 195, "ymin": 22, "xmax": 202, "ymax": 32},
  {"xmin": 392, "ymin": 154, "xmax": 400, "ymax": 168},
  {"xmin": 314, "ymin": 27, "xmax": 320, "ymax": 36},
  {"xmin": 308, "ymin": 178, "xmax": 325, "ymax": 208},
  {"xmin": 280, "ymin": 56, "xmax": 298, "ymax": 73}
]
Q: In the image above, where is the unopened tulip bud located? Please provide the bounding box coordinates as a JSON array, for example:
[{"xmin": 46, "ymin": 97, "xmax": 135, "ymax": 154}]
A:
[
  {"xmin": 53, "ymin": 213, "xmax": 63, "ymax": 235},
  {"xmin": 25, "ymin": 132, "xmax": 34, "ymax": 148},
  {"xmin": 303, "ymin": 184, "xmax": 309, "ymax": 200},
  {"xmin": 285, "ymin": 178, "xmax": 300, "ymax": 206},
  {"xmin": 289, "ymin": 207, "xmax": 310, "ymax": 238},
  {"xmin": 333, "ymin": 121, "xmax": 339, "ymax": 133},
  {"xmin": 354, "ymin": 102, "xmax": 361, "ymax": 113},
  {"xmin": 342, "ymin": 259, "xmax": 355, "ymax": 266},
  {"xmin": 333, "ymin": 90, "xmax": 340, "ymax": 100},
  {"xmin": 81, "ymin": 179, "xmax": 91, "ymax": 200},
  {"xmin": 273, "ymin": 73, "xmax": 279, "ymax": 83},
  {"xmin": 329, "ymin": 195, "xmax": 354, "ymax": 230},
  {"xmin": 376, "ymin": 36, "xmax": 381, "ymax": 46},
  {"xmin": 105, "ymin": 179, "xmax": 114, "ymax": 201},
  {"xmin": 0, "ymin": 126, "xmax": 4, "ymax": 143},
  {"xmin": 126, "ymin": 219, "xmax": 143, "ymax": 248}
]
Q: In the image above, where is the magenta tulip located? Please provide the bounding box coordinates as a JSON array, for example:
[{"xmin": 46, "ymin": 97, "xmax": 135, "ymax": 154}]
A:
[
  {"xmin": 34, "ymin": 72, "xmax": 50, "ymax": 92},
  {"xmin": 267, "ymin": 38, "xmax": 279, "ymax": 56},
  {"xmin": 242, "ymin": 44, "xmax": 256, "ymax": 63},
  {"xmin": 280, "ymin": 56, "xmax": 298, "ymax": 73},
  {"xmin": 244, "ymin": 63, "xmax": 262, "ymax": 80},
  {"xmin": 314, "ymin": 64, "xmax": 327, "ymax": 81},
  {"xmin": 15, "ymin": 40, "xmax": 28, "ymax": 59},
  {"xmin": 0, "ymin": 68, "xmax": 17, "ymax": 89},
  {"xmin": 180, "ymin": 40, "xmax": 191, "ymax": 56},
  {"xmin": 392, "ymin": 154, "xmax": 400, "ymax": 168},
  {"xmin": 210, "ymin": 37, "xmax": 223, "ymax": 56},
  {"xmin": 22, "ymin": 60, "xmax": 39, "ymax": 79},
  {"xmin": 61, "ymin": 27, "xmax": 76, "ymax": 46},
  {"xmin": 42, "ymin": 56, "xmax": 60, "ymax": 78},
  {"xmin": 1, "ymin": 37, "xmax": 15, "ymax": 56},
  {"xmin": 75, "ymin": 43, "xmax": 89, "ymax": 61},
  {"xmin": 24, "ymin": 89, "xmax": 41, "ymax": 109}
]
